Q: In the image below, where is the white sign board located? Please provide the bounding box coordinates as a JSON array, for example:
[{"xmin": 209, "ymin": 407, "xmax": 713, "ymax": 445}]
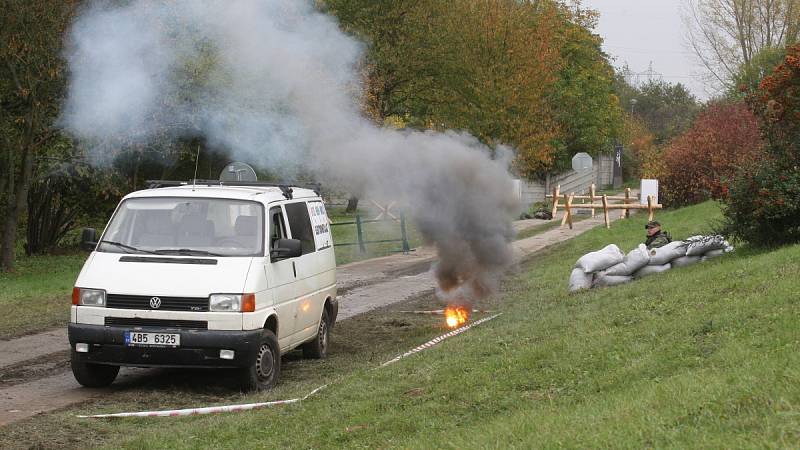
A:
[
  {"xmin": 307, "ymin": 201, "xmax": 332, "ymax": 250},
  {"xmin": 640, "ymin": 179, "xmax": 659, "ymax": 205},
  {"xmin": 571, "ymin": 152, "xmax": 593, "ymax": 173}
]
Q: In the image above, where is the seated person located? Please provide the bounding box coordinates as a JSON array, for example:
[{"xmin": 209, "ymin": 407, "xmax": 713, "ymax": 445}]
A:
[{"xmin": 644, "ymin": 220, "xmax": 671, "ymax": 249}]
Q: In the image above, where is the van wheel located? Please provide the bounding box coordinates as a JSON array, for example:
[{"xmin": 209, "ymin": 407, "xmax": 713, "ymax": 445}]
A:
[
  {"xmin": 238, "ymin": 330, "xmax": 280, "ymax": 391},
  {"xmin": 70, "ymin": 351, "xmax": 119, "ymax": 387},
  {"xmin": 302, "ymin": 309, "xmax": 329, "ymax": 359}
]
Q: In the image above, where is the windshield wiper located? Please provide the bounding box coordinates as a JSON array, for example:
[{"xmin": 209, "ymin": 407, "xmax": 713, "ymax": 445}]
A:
[
  {"xmin": 99, "ymin": 240, "xmax": 160, "ymax": 255},
  {"xmin": 152, "ymin": 248, "xmax": 223, "ymax": 257}
]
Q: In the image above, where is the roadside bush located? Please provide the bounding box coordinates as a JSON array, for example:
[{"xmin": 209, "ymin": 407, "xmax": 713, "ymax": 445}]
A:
[
  {"xmin": 660, "ymin": 102, "xmax": 764, "ymax": 207},
  {"xmin": 722, "ymin": 44, "xmax": 800, "ymax": 247},
  {"xmin": 722, "ymin": 162, "xmax": 800, "ymax": 246}
]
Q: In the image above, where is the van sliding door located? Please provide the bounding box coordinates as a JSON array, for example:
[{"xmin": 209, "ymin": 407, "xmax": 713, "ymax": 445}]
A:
[
  {"xmin": 284, "ymin": 201, "xmax": 325, "ymax": 336},
  {"xmin": 266, "ymin": 206, "xmax": 299, "ymax": 347}
]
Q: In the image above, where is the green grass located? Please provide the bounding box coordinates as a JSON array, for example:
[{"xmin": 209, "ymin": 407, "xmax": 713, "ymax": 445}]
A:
[
  {"xmin": 328, "ymin": 207, "xmax": 424, "ymax": 265},
  {"xmin": 6, "ymin": 201, "xmax": 800, "ymax": 449},
  {"xmin": 0, "ymin": 253, "xmax": 86, "ymax": 339},
  {"xmin": 8, "ymin": 200, "xmax": 799, "ymax": 448}
]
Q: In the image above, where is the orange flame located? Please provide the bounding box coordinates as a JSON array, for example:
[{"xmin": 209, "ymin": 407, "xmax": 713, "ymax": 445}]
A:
[{"xmin": 444, "ymin": 305, "xmax": 469, "ymax": 328}]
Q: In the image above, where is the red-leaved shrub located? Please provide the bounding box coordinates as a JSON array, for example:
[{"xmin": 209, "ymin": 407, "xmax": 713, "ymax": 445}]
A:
[
  {"xmin": 660, "ymin": 102, "xmax": 765, "ymax": 207},
  {"xmin": 721, "ymin": 44, "xmax": 800, "ymax": 247}
]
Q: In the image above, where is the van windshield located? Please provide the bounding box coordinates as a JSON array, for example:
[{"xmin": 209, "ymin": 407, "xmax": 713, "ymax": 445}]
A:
[{"xmin": 98, "ymin": 197, "xmax": 264, "ymax": 257}]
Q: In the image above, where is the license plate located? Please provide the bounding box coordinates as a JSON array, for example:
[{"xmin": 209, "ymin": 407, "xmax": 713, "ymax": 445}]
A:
[{"xmin": 124, "ymin": 331, "xmax": 180, "ymax": 347}]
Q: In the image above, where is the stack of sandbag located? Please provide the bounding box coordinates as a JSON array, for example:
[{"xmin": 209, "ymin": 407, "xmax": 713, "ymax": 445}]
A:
[
  {"xmin": 568, "ymin": 236, "xmax": 734, "ymax": 292},
  {"xmin": 569, "ymin": 244, "xmax": 624, "ymax": 292},
  {"xmin": 685, "ymin": 235, "xmax": 734, "ymax": 261},
  {"xmin": 594, "ymin": 244, "xmax": 650, "ymax": 287},
  {"xmin": 633, "ymin": 241, "xmax": 686, "ymax": 278}
]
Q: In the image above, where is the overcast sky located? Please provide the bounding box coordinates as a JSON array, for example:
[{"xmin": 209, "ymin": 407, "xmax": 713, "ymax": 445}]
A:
[{"xmin": 582, "ymin": 0, "xmax": 711, "ymax": 101}]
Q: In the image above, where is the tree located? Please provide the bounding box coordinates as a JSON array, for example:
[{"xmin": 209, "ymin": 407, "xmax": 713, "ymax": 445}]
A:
[
  {"xmin": 627, "ymin": 80, "xmax": 701, "ymax": 145},
  {"xmin": 720, "ymin": 44, "xmax": 800, "ymax": 246},
  {"xmin": 0, "ymin": 0, "xmax": 78, "ymax": 271},
  {"xmin": 325, "ymin": 0, "xmax": 624, "ymax": 178},
  {"xmin": 730, "ymin": 45, "xmax": 787, "ymax": 95},
  {"xmin": 660, "ymin": 101, "xmax": 765, "ymax": 206},
  {"xmin": 618, "ymin": 114, "xmax": 663, "ymax": 181},
  {"xmin": 684, "ymin": 0, "xmax": 800, "ymax": 92},
  {"xmin": 547, "ymin": 6, "xmax": 623, "ymax": 173}
]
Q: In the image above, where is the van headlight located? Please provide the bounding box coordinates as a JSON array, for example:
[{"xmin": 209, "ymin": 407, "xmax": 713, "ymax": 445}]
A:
[
  {"xmin": 209, "ymin": 294, "xmax": 242, "ymax": 312},
  {"xmin": 209, "ymin": 293, "xmax": 255, "ymax": 312},
  {"xmin": 78, "ymin": 288, "xmax": 106, "ymax": 306}
]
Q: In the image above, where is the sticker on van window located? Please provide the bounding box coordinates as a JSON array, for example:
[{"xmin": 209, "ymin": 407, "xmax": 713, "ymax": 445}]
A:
[{"xmin": 307, "ymin": 201, "xmax": 332, "ymax": 250}]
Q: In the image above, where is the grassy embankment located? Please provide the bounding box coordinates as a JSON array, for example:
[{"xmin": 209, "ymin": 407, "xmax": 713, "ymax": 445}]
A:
[
  {"xmin": 5, "ymin": 200, "xmax": 799, "ymax": 448},
  {"xmin": 0, "ymin": 253, "xmax": 85, "ymax": 339}
]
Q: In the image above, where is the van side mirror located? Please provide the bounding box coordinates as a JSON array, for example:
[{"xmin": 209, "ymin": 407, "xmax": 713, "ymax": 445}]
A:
[
  {"xmin": 270, "ymin": 238, "xmax": 302, "ymax": 261},
  {"xmin": 80, "ymin": 228, "xmax": 98, "ymax": 252}
]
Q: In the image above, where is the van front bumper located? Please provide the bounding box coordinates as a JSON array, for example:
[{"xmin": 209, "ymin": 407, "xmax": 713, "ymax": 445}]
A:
[{"xmin": 68, "ymin": 323, "xmax": 261, "ymax": 369}]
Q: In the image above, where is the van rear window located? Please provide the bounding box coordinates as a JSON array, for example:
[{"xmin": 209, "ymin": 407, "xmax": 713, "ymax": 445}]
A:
[{"xmin": 285, "ymin": 202, "xmax": 315, "ymax": 255}]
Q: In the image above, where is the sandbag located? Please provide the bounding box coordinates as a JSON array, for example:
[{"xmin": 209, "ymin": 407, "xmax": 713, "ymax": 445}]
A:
[
  {"xmin": 634, "ymin": 263, "xmax": 671, "ymax": 278},
  {"xmin": 647, "ymin": 241, "xmax": 687, "ymax": 265},
  {"xmin": 604, "ymin": 244, "xmax": 651, "ymax": 276},
  {"xmin": 685, "ymin": 235, "xmax": 727, "ymax": 256},
  {"xmin": 569, "ymin": 268, "xmax": 594, "ymax": 293},
  {"xmin": 575, "ymin": 244, "xmax": 624, "ymax": 273},
  {"xmin": 671, "ymin": 255, "xmax": 701, "ymax": 268},
  {"xmin": 723, "ymin": 240, "xmax": 735, "ymax": 253},
  {"xmin": 701, "ymin": 249, "xmax": 726, "ymax": 260},
  {"xmin": 593, "ymin": 273, "xmax": 633, "ymax": 287}
]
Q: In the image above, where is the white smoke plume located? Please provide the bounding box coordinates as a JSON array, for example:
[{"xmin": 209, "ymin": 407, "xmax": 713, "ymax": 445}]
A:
[{"xmin": 62, "ymin": 0, "xmax": 518, "ymax": 301}]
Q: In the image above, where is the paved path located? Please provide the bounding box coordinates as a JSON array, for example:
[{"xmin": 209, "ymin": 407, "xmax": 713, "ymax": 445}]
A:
[{"xmin": 0, "ymin": 210, "xmax": 630, "ymax": 426}]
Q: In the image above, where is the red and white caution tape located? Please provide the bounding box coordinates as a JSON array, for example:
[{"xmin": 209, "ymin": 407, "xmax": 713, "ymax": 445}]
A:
[
  {"xmin": 77, "ymin": 384, "xmax": 329, "ymax": 419},
  {"xmin": 379, "ymin": 313, "xmax": 502, "ymax": 367},
  {"xmin": 396, "ymin": 309, "xmax": 495, "ymax": 315},
  {"xmin": 78, "ymin": 313, "xmax": 501, "ymax": 419}
]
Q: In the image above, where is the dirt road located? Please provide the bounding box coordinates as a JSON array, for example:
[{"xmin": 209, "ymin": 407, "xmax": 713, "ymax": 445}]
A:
[{"xmin": 0, "ymin": 211, "xmax": 627, "ymax": 426}]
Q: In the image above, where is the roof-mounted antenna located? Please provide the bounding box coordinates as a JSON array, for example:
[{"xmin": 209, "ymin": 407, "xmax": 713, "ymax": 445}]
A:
[{"xmin": 192, "ymin": 145, "xmax": 201, "ymax": 191}]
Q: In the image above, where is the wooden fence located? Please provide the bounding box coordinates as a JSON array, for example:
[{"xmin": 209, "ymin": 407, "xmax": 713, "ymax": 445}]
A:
[{"xmin": 546, "ymin": 184, "xmax": 662, "ymax": 229}]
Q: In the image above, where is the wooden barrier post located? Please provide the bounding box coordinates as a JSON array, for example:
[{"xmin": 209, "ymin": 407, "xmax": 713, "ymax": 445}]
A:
[
  {"xmin": 589, "ymin": 183, "xmax": 596, "ymax": 218},
  {"xmin": 602, "ymin": 194, "xmax": 610, "ymax": 229},
  {"xmin": 550, "ymin": 184, "xmax": 560, "ymax": 219},
  {"xmin": 565, "ymin": 193, "xmax": 574, "ymax": 229},
  {"xmin": 647, "ymin": 195, "xmax": 655, "ymax": 221},
  {"xmin": 624, "ymin": 188, "xmax": 631, "ymax": 218}
]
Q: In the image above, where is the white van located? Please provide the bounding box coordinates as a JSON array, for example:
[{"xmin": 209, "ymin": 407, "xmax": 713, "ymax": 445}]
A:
[{"xmin": 68, "ymin": 180, "xmax": 337, "ymax": 391}]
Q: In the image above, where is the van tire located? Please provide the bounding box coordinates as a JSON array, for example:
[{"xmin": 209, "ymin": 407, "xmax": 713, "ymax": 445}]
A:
[
  {"xmin": 238, "ymin": 329, "xmax": 280, "ymax": 391},
  {"xmin": 70, "ymin": 351, "xmax": 119, "ymax": 387},
  {"xmin": 302, "ymin": 309, "xmax": 329, "ymax": 359}
]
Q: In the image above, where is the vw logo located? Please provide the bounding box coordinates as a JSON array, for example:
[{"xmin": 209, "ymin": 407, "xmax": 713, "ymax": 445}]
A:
[{"xmin": 149, "ymin": 297, "xmax": 162, "ymax": 309}]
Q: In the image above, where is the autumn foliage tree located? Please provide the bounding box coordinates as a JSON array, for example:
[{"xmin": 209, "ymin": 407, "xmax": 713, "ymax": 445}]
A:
[
  {"xmin": 660, "ymin": 102, "xmax": 765, "ymax": 207},
  {"xmin": 324, "ymin": 0, "xmax": 621, "ymax": 179},
  {"xmin": 722, "ymin": 44, "xmax": 800, "ymax": 246}
]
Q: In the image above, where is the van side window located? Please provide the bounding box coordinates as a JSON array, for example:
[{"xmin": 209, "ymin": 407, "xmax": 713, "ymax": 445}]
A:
[
  {"xmin": 285, "ymin": 202, "xmax": 315, "ymax": 255},
  {"xmin": 269, "ymin": 206, "xmax": 287, "ymax": 250}
]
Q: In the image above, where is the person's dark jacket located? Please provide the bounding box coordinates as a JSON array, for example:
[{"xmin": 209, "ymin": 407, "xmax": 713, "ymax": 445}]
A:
[{"xmin": 645, "ymin": 231, "xmax": 672, "ymax": 249}]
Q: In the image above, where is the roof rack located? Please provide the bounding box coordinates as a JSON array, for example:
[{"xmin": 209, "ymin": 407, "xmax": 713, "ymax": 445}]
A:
[{"xmin": 145, "ymin": 179, "xmax": 322, "ymax": 200}]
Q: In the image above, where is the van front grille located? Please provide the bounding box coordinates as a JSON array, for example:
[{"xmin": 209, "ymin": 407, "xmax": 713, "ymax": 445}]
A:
[
  {"xmin": 104, "ymin": 317, "xmax": 208, "ymax": 330},
  {"xmin": 106, "ymin": 294, "xmax": 209, "ymax": 312}
]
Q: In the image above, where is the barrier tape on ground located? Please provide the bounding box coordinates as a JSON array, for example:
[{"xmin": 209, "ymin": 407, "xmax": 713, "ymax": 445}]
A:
[
  {"xmin": 396, "ymin": 309, "xmax": 495, "ymax": 315},
  {"xmin": 78, "ymin": 313, "xmax": 502, "ymax": 419},
  {"xmin": 379, "ymin": 313, "xmax": 502, "ymax": 367}
]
